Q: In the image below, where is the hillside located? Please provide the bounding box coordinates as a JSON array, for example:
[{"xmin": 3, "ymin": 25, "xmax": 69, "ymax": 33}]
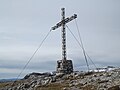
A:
[{"xmin": 0, "ymin": 67, "xmax": 120, "ymax": 90}]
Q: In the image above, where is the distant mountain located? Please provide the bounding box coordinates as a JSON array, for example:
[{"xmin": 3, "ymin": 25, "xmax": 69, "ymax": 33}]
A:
[{"xmin": 0, "ymin": 78, "xmax": 20, "ymax": 83}]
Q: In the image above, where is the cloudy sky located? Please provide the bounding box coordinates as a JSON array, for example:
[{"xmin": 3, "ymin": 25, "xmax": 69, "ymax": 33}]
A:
[{"xmin": 0, "ymin": 0, "xmax": 120, "ymax": 79}]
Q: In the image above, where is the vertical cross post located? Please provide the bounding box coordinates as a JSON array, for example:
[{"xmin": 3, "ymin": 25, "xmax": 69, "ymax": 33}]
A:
[
  {"xmin": 51, "ymin": 8, "xmax": 77, "ymax": 61},
  {"xmin": 61, "ymin": 8, "xmax": 67, "ymax": 60}
]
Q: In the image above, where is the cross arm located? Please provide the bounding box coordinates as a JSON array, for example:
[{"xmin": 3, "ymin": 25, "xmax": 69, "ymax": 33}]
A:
[{"xmin": 51, "ymin": 14, "xmax": 77, "ymax": 30}]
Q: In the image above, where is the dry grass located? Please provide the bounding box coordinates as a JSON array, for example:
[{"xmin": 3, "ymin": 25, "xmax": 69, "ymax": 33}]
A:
[
  {"xmin": 36, "ymin": 82, "xmax": 69, "ymax": 90},
  {"xmin": 0, "ymin": 82, "xmax": 11, "ymax": 88}
]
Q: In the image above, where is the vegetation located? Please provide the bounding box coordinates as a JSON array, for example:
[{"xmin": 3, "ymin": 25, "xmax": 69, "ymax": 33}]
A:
[
  {"xmin": 36, "ymin": 82, "xmax": 69, "ymax": 90},
  {"xmin": 0, "ymin": 82, "xmax": 11, "ymax": 88}
]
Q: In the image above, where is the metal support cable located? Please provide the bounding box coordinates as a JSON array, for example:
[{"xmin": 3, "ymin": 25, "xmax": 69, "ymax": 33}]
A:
[
  {"xmin": 86, "ymin": 53, "xmax": 97, "ymax": 69},
  {"xmin": 74, "ymin": 19, "xmax": 90, "ymax": 71},
  {"xmin": 75, "ymin": 19, "xmax": 98, "ymax": 70},
  {"xmin": 12, "ymin": 30, "xmax": 51, "ymax": 86},
  {"xmin": 66, "ymin": 25, "xmax": 88, "ymax": 70},
  {"xmin": 66, "ymin": 25, "xmax": 98, "ymax": 71},
  {"xmin": 66, "ymin": 25, "xmax": 82, "ymax": 50}
]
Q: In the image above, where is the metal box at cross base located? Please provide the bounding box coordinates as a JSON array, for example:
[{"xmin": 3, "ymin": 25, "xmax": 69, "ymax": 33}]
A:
[{"xmin": 56, "ymin": 60, "xmax": 73, "ymax": 74}]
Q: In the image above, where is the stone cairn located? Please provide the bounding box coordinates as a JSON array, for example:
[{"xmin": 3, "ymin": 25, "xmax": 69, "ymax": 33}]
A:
[{"xmin": 56, "ymin": 60, "xmax": 73, "ymax": 74}]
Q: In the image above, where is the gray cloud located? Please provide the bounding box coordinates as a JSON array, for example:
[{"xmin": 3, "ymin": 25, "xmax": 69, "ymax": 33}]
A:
[{"xmin": 0, "ymin": 0, "xmax": 120, "ymax": 79}]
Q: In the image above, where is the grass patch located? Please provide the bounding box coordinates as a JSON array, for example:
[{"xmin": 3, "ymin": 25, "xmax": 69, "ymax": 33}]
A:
[
  {"xmin": 0, "ymin": 82, "xmax": 11, "ymax": 88},
  {"xmin": 36, "ymin": 82, "xmax": 69, "ymax": 90}
]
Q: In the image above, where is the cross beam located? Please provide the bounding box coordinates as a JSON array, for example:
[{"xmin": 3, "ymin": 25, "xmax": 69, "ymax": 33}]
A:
[
  {"xmin": 51, "ymin": 8, "xmax": 77, "ymax": 60},
  {"xmin": 51, "ymin": 14, "xmax": 77, "ymax": 30}
]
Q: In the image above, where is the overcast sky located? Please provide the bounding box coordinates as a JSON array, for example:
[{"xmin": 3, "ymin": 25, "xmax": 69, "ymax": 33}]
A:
[{"xmin": 0, "ymin": 0, "xmax": 120, "ymax": 79}]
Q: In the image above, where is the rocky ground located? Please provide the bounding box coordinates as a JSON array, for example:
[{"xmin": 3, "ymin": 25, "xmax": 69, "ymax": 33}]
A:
[{"xmin": 0, "ymin": 67, "xmax": 120, "ymax": 90}]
